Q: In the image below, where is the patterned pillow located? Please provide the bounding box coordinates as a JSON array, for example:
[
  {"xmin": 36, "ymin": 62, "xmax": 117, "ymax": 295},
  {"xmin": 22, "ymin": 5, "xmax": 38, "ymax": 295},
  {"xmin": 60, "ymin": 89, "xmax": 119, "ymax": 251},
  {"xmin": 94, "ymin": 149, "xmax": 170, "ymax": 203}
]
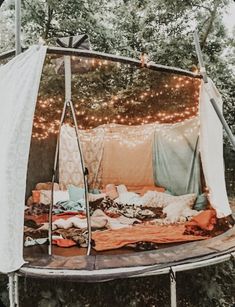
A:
[{"xmin": 141, "ymin": 191, "xmax": 197, "ymax": 209}]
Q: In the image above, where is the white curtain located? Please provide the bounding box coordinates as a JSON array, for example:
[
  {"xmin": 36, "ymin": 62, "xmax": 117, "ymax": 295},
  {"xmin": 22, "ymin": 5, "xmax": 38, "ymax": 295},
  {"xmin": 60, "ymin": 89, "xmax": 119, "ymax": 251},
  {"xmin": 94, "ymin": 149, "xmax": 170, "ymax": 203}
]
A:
[
  {"xmin": 199, "ymin": 79, "xmax": 231, "ymax": 217},
  {"xmin": 0, "ymin": 46, "xmax": 47, "ymax": 273}
]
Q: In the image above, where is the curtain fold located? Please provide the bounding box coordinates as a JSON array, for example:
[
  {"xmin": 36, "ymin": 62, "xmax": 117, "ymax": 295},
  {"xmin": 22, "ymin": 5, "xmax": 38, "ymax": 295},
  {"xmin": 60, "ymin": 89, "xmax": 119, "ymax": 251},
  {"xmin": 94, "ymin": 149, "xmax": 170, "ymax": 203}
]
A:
[
  {"xmin": 0, "ymin": 46, "xmax": 47, "ymax": 273},
  {"xmin": 153, "ymin": 117, "xmax": 201, "ymax": 195},
  {"xmin": 199, "ymin": 79, "xmax": 231, "ymax": 217}
]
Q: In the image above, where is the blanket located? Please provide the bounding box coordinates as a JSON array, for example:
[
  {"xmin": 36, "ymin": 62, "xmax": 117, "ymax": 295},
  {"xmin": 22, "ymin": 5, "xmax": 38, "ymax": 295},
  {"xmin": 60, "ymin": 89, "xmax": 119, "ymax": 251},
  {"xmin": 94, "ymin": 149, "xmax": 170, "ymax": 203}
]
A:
[{"xmin": 92, "ymin": 224, "xmax": 208, "ymax": 251}]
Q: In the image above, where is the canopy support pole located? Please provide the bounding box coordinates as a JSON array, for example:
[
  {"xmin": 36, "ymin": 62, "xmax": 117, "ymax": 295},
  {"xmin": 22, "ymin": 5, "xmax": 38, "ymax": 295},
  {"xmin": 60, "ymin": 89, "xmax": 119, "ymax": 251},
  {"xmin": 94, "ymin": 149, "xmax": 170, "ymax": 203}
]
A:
[
  {"xmin": 15, "ymin": 0, "xmax": 21, "ymax": 55},
  {"xmin": 63, "ymin": 55, "xmax": 91, "ymax": 255},
  {"xmin": 8, "ymin": 273, "xmax": 19, "ymax": 307},
  {"xmin": 48, "ymin": 100, "xmax": 67, "ymax": 255},
  {"xmin": 193, "ymin": 29, "xmax": 235, "ymax": 150},
  {"xmin": 170, "ymin": 268, "xmax": 177, "ymax": 307},
  {"xmin": 48, "ymin": 56, "xmax": 92, "ymax": 256}
]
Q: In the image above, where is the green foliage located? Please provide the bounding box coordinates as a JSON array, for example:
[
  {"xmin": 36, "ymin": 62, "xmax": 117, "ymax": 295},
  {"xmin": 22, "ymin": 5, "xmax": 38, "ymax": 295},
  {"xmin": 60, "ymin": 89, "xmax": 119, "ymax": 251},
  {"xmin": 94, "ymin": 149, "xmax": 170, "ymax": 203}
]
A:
[{"xmin": 1, "ymin": 0, "xmax": 234, "ymax": 135}]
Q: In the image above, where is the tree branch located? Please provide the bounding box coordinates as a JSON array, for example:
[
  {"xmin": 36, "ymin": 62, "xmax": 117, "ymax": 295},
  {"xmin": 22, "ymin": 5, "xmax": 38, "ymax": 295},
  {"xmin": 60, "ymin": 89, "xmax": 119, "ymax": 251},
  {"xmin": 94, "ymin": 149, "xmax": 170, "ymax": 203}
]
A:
[
  {"xmin": 201, "ymin": 0, "xmax": 220, "ymax": 49},
  {"xmin": 42, "ymin": 2, "xmax": 54, "ymax": 39}
]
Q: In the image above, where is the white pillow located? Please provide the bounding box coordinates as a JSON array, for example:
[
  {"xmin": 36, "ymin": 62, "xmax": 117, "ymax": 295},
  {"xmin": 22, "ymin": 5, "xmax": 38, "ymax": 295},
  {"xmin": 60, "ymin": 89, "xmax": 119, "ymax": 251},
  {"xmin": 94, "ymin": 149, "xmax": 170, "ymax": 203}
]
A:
[
  {"xmin": 40, "ymin": 190, "xmax": 69, "ymax": 205},
  {"xmin": 163, "ymin": 201, "xmax": 198, "ymax": 223}
]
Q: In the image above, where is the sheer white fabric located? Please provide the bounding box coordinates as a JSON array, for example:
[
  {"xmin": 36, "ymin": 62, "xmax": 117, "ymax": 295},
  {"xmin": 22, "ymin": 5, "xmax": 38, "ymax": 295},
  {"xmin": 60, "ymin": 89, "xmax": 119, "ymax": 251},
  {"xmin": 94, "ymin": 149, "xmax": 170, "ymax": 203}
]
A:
[
  {"xmin": 0, "ymin": 46, "xmax": 47, "ymax": 273},
  {"xmin": 199, "ymin": 79, "xmax": 231, "ymax": 217}
]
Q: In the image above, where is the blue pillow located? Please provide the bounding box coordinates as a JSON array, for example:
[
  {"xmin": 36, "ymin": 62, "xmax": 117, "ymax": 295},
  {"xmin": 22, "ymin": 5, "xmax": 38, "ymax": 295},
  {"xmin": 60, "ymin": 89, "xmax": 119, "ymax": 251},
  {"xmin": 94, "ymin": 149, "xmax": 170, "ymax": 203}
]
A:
[
  {"xmin": 68, "ymin": 185, "xmax": 84, "ymax": 201},
  {"xmin": 194, "ymin": 193, "xmax": 207, "ymax": 211}
]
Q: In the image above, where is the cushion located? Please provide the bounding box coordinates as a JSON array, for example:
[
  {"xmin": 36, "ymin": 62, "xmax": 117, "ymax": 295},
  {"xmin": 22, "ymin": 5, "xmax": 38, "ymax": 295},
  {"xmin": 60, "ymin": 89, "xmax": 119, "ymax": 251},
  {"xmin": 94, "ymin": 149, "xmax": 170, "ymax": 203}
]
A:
[
  {"xmin": 101, "ymin": 127, "xmax": 154, "ymax": 186},
  {"xmin": 40, "ymin": 190, "xmax": 69, "ymax": 205},
  {"xmin": 141, "ymin": 191, "xmax": 197, "ymax": 209},
  {"xmin": 163, "ymin": 201, "xmax": 199, "ymax": 223},
  {"xmin": 68, "ymin": 185, "xmax": 85, "ymax": 201}
]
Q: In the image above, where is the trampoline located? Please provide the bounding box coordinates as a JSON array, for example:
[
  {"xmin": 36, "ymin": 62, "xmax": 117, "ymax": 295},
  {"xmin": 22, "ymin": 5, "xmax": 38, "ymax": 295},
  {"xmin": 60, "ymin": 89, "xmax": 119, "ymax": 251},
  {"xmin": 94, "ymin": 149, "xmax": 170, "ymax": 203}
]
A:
[{"xmin": 0, "ymin": 3, "xmax": 235, "ymax": 307}]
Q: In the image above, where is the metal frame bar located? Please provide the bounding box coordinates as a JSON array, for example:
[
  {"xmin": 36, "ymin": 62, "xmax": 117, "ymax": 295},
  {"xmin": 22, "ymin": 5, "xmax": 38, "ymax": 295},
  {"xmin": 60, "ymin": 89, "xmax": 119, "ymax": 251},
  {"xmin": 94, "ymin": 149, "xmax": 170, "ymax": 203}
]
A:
[
  {"xmin": 48, "ymin": 100, "xmax": 67, "ymax": 255},
  {"xmin": 8, "ymin": 273, "xmax": 19, "ymax": 307},
  {"xmin": 0, "ymin": 49, "xmax": 16, "ymax": 60},
  {"xmin": 0, "ymin": 46, "xmax": 202, "ymax": 79},
  {"xmin": 170, "ymin": 268, "xmax": 177, "ymax": 307},
  {"xmin": 193, "ymin": 29, "xmax": 235, "ymax": 150},
  {"xmin": 64, "ymin": 55, "xmax": 91, "ymax": 255},
  {"xmin": 15, "ymin": 0, "xmax": 21, "ymax": 55},
  {"xmin": 69, "ymin": 98, "xmax": 92, "ymax": 255},
  {"xmin": 48, "ymin": 56, "xmax": 92, "ymax": 255}
]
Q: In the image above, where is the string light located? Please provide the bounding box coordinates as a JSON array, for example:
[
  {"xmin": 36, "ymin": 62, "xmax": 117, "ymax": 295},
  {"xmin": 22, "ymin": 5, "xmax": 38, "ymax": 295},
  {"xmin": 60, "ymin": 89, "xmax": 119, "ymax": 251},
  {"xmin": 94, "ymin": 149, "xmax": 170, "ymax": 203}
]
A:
[{"xmin": 32, "ymin": 62, "xmax": 201, "ymax": 140}]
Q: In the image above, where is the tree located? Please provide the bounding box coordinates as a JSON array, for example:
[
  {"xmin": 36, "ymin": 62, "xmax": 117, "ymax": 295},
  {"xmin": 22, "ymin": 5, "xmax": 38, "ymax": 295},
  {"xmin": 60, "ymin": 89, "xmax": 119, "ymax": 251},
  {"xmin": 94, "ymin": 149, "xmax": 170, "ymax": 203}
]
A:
[{"xmin": 0, "ymin": 0, "xmax": 234, "ymax": 136}]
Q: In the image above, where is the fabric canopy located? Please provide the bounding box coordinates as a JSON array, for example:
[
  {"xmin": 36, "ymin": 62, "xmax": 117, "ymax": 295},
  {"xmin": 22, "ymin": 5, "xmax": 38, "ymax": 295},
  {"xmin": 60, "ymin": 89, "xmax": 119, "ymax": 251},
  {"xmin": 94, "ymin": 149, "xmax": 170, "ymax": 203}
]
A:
[
  {"xmin": 0, "ymin": 46, "xmax": 231, "ymax": 275},
  {"xmin": 199, "ymin": 79, "xmax": 231, "ymax": 218},
  {"xmin": 0, "ymin": 46, "xmax": 47, "ymax": 273},
  {"xmin": 153, "ymin": 117, "xmax": 201, "ymax": 195}
]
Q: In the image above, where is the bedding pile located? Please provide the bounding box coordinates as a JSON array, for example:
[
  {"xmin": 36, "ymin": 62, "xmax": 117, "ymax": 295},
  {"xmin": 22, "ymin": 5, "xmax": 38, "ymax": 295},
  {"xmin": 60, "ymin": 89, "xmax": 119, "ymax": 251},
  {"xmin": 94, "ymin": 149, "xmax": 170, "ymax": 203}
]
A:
[{"xmin": 24, "ymin": 182, "xmax": 211, "ymax": 251}]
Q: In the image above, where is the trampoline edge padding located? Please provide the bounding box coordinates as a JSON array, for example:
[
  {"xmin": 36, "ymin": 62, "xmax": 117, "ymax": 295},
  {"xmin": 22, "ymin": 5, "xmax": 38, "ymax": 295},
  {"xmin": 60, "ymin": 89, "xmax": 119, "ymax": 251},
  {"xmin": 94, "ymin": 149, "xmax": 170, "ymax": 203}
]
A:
[
  {"xmin": 18, "ymin": 226, "xmax": 235, "ymax": 282},
  {"xmin": 18, "ymin": 248, "xmax": 235, "ymax": 282}
]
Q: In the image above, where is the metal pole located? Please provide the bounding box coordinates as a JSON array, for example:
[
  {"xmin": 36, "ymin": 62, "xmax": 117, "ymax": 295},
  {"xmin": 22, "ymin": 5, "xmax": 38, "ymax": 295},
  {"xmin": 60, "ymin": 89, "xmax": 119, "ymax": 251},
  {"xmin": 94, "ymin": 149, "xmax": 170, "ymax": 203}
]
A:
[
  {"xmin": 8, "ymin": 273, "xmax": 15, "ymax": 307},
  {"xmin": 193, "ymin": 29, "xmax": 208, "ymax": 82},
  {"xmin": 170, "ymin": 268, "xmax": 177, "ymax": 307},
  {"xmin": 8, "ymin": 273, "xmax": 14, "ymax": 307},
  {"xmin": 15, "ymin": 0, "xmax": 21, "ymax": 55},
  {"xmin": 48, "ymin": 57, "xmax": 92, "ymax": 255},
  {"xmin": 48, "ymin": 100, "xmax": 67, "ymax": 255},
  {"xmin": 69, "ymin": 99, "xmax": 92, "ymax": 255},
  {"xmin": 193, "ymin": 29, "xmax": 235, "ymax": 150},
  {"xmin": 14, "ymin": 274, "xmax": 19, "ymax": 307},
  {"xmin": 64, "ymin": 55, "xmax": 92, "ymax": 255}
]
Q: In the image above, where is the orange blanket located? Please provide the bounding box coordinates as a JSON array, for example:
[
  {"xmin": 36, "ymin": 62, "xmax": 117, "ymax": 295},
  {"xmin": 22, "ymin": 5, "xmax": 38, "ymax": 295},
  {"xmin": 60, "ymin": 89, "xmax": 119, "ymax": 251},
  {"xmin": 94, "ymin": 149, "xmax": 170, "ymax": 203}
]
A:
[
  {"xmin": 185, "ymin": 209, "xmax": 216, "ymax": 231},
  {"xmin": 52, "ymin": 238, "xmax": 77, "ymax": 247},
  {"xmin": 92, "ymin": 224, "xmax": 208, "ymax": 251}
]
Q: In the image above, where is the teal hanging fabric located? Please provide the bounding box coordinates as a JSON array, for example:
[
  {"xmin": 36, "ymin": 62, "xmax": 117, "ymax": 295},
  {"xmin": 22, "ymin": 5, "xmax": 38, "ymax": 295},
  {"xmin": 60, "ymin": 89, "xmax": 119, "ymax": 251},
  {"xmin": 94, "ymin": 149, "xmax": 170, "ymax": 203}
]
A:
[{"xmin": 153, "ymin": 117, "xmax": 201, "ymax": 196}]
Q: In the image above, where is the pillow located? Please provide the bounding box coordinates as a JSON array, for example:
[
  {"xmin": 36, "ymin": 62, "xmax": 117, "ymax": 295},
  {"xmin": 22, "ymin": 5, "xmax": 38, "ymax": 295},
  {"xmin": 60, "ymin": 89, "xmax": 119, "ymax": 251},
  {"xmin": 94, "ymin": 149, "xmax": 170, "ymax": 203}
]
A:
[
  {"xmin": 40, "ymin": 190, "xmax": 69, "ymax": 205},
  {"xmin": 194, "ymin": 193, "xmax": 208, "ymax": 211},
  {"xmin": 68, "ymin": 185, "xmax": 85, "ymax": 202},
  {"xmin": 141, "ymin": 191, "xmax": 197, "ymax": 209},
  {"xmin": 163, "ymin": 202, "xmax": 199, "ymax": 223},
  {"xmin": 101, "ymin": 131, "xmax": 154, "ymax": 187}
]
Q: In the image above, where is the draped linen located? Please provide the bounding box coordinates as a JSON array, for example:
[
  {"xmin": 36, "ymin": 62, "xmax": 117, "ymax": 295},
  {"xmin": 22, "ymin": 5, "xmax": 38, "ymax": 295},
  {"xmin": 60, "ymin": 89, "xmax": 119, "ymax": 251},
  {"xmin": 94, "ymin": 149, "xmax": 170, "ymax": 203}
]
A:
[
  {"xmin": 0, "ymin": 46, "xmax": 47, "ymax": 273},
  {"xmin": 59, "ymin": 124, "xmax": 105, "ymax": 189},
  {"xmin": 59, "ymin": 124, "xmax": 155, "ymax": 188},
  {"xmin": 153, "ymin": 117, "xmax": 201, "ymax": 195},
  {"xmin": 199, "ymin": 79, "xmax": 231, "ymax": 217},
  {"xmin": 101, "ymin": 124, "xmax": 155, "ymax": 187}
]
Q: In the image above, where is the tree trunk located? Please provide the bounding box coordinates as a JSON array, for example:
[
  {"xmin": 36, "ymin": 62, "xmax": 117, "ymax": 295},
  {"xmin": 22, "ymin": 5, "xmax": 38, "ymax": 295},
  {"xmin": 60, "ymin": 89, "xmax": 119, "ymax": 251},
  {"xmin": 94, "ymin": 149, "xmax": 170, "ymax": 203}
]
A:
[
  {"xmin": 43, "ymin": 3, "xmax": 54, "ymax": 39},
  {"xmin": 201, "ymin": 0, "xmax": 220, "ymax": 49}
]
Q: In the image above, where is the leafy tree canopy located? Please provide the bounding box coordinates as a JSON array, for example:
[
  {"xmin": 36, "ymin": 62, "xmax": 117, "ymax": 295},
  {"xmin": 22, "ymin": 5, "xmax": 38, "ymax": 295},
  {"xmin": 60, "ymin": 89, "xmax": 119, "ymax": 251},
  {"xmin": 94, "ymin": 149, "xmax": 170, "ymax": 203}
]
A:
[{"xmin": 0, "ymin": 0, "xmax": 234, "ymax": 138}]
